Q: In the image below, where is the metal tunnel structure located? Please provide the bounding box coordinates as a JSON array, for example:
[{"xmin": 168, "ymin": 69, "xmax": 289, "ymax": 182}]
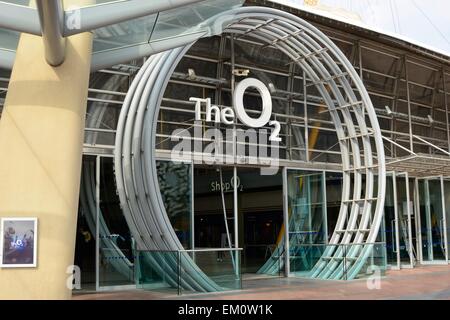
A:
[{"xmin": 113, "ymin": 6, "xmax": 386, "ymax": 291}]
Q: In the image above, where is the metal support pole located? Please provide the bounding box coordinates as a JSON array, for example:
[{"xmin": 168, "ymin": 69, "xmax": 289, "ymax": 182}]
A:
[
  {"xmin": 392, "ymin": 172, "xmax": 401, "ymax": 269},
  {"xmin": 414, "ymin": 178, "xmax": 423, "ymax": 263},
  {"xmin": 36, "ymin": 0, "xmax": 66, "ymax": 66},
  {"xmin": 95, "ymin": 156, "xmax": 101, "ymax": 291},
  {"xmin": 442, "ymin": 70, "xmax": 450, "ymax": 153},
  {"xmin": 404, "ymin": 173, "xmax": 414, "ymax": 267},
  {"xmin": 439, "ymin": 176, "xmax": 449, "ymax": 263},
  {"xmin": 233, "ymin": 167, "xmax": 239, "ymax": 278},
  {"xmin": 404, "ymin": 56, "xmax": 414, "ymax": 152},
  {"xmin": 424, "ymin": 179, "xmax": 433, "ymax": 260},
  {"xmin": 391, "ymin": 58, "xmax": 403, "ymax": 158},
  {"xmin": 231, "ymin": 36, "xmax": 239, "ymax": 273},
  {"xmin": 303, "ymin": 71, "xmax": 309, "ymax": 162},
  {"xmin": 233, "ymin": 166, "xmax": 239, "ymax": 251},
  {"xmin": 282, "ymin": 167, "xmax": 290, "ymax": 276},
  {"xmin": 231, "ymin": 35, "xmax": 236, "ymax": 163},
  {"xmin": 190, "ymin": 161, "xmax": 195, "ymax": 251},
  {"xmin": 357, "ymin": 40, "xmax": 363, "ymax": 81},
  {"xmin": 322, "ymin": 171, "xmax": 328, "ymax": 244},
  {"xmin": 429, "ymin": 72, "xmax": 440, "ymax": 147},
  {"xmin": 287, "ymin": 63, "xmax": 295, "ymax": 160}
]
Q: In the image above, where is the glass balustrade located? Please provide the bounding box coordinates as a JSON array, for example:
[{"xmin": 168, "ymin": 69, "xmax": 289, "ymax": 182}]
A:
[
  {"xmin": 289, "ymin": 242, "xmax": 387, "ymax": 280},
  {"xmin": 136, "ymin": 248, "xmax": 242, "ymax": 295}
]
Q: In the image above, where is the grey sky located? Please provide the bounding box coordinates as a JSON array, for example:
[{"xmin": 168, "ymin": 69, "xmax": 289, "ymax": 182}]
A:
[{"xmin": 277, "ymin": 0, "xmax": 450, "ymax": 54}]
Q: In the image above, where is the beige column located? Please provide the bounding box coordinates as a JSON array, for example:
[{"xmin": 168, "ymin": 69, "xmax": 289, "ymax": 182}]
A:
[{"xmin": 0, "ymin": 5, "xmax": 93, "ymax": 299}]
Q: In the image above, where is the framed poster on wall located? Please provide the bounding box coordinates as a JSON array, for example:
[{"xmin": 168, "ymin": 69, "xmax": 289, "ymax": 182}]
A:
[{"xmin": 0, "ymin": 218, "xmax": 38, "ymax": 268}]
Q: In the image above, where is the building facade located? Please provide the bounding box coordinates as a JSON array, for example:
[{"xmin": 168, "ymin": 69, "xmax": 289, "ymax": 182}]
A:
[{"xmin": 0, "ymin": 0, "xmax": 449, "ymax": 295}]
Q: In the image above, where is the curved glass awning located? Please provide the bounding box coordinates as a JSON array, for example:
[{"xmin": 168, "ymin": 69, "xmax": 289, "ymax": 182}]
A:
[
  {"xmin": 0, "ymin": 0, "xmax": 244, "ymax": 70},
  {"xmin": 93, "ymin": 0, "xmax": 246, "ymax": 53}
]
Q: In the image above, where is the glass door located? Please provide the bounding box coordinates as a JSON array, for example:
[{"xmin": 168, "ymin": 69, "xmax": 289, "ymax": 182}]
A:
[
  {"xmin": 235, "ymin": 167, "xmax": 283, "ymax": 275},
  {"xmin": 383, "ymin": 173, "xmax": 399, "ymax": 269},
  {"xmin": 77, "ymin": 155, "xmax": 136, "ymax": 291},
  {"xmin": 383, "ymin": 172, "xmax": 415, "ymax": 269},
  {"xmin": 395, "ymin": 173, "xmax": 415, "ymax": 268},
  {"xmin": 97, "ymin": 156, "xmax": 136, "ymax": 290},
  {"xmin": 444, "ymin": 179, "xmax": 450, "ymax": 262},
  {"xmin": 286, "ymin": 170, "xmax": 327, "ymax": 275},
  {"xmin": 416, "ymin": 177, "xmax": 448, "ymax": 264},
  {"xmin": 193, "ymin": 166, "xmax": 238, "ymax": 277}
]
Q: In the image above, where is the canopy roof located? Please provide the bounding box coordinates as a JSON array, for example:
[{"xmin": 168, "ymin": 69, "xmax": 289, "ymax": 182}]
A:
[{"xmin": 0, "ymin": 0, "xmax": 244, "ymax": 69}]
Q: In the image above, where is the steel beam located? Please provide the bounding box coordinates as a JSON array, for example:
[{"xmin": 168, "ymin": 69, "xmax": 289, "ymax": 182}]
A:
[{"xmin": 0, "ymin": 1, "xmax": 41, "ymax": 36}]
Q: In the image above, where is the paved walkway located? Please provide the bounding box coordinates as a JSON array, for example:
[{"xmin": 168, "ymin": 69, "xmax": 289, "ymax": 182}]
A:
[{"xmin": 73, "ymin": 265, "xmax": 450, "ymax": 300}]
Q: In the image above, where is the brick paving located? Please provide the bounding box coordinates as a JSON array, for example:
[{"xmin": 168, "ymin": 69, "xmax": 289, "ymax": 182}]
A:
[{"xmin": 72, "ymin": 265, "xmax": 450, "ymax": 300}]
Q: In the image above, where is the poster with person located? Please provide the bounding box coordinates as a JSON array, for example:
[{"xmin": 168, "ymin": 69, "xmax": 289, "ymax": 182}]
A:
[{"xmin": 0, "ymin": 218, "xmax": 37, "ymax": 268}]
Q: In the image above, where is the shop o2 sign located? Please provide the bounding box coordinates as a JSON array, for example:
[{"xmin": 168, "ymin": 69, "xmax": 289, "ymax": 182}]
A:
[{"xmin": 190, "ymin": 78, "xmax": 281, "ymax": 142}]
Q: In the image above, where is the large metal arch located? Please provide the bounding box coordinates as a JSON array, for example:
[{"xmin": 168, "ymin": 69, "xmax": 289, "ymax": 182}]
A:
[
  {"xmin": 114, "ymin": 6, "xmax": 386, "ymax": 292},
  {"xmin": 221, "ymin": 7, "xmax": 384, "ymax": 280}
]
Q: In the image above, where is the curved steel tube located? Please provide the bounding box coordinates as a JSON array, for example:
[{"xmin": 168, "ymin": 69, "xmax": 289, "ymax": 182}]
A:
[{"xmin": 36, "ymin": 0, "xmax": 66, "ymax": 66}]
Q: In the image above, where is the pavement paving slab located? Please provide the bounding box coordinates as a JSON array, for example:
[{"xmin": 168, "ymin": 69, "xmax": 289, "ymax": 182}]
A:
[{"xmin": 72, "ymin": 265, "xmax": 450, "ymax": 300}]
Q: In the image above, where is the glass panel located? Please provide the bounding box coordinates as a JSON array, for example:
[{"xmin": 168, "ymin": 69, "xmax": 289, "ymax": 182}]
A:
[
  {"xmin": 233, "ymin": 37, "xmax": 292, "ymax": 73},
  {"xmin": 74, "ymin": 156, "xmax": 97, "ymax": 291},
  {"xmin": 418, "ymin": 179, "xmax": 430, "ymax": 261},
  {"xmin": 288, "ymin": 243, "xmax": 387, "ymax": 280},
  {"xmin": 235, "ymin": 167, "xmax": 283, "ymax": 275},
  {"xmin": 351, "ymin": 243, "xmax": 387, "ymax": 280},
  {"xmin": 136, "ymin": 249, "xmax": 241, "ymax": 294},
  {"xmin": 193, "ymin": 166, "xmax": 284, "ymax": 277},
  {"xmin": 89, "ymin": 0, "xmax": 125, "ymax": 5},
  {"xmin": 288, "ymin": 170, "xmax": 327, "ymax": 246},
  {"xmin": 325, "ymin": 172, "xmax": 343, "ymax": 240},
  {"xmin": 445, "ymin": 180, "xmax": 450, "ymax": 260},
  {"xmin": 92, "ymin": 0, "xmax": 244, "ymax": 53},
  {"xmin": 426, "ymin": 179, "xmax": 446, "ymax": 261},
  {"xmin": 383, "ymin": 174, "xmax": 397, "ymax": 267},
  {"xmin": 156, "ymin": 160, "xmax": 192, "ymax": 249},
  {"xmin": 409, "ymin": 178, "xmax": 418, "ymax": 265},
  {"xmin": 289, "ymin": 243, "xmax": 328, "ymax": 276},
  {"xmin": 287, "ymin": 170, "xmax": 328, "ymax": 274},
  {"xmin": 194, "ymin": 166, "xmax": 235, "ymax": 249},
  {"xmin": 135, "ymin": 250, "xmax": 179, "ymax": 292},
  {"xmin": 93, "ymin": 14, "xmax": 158, "ymax": 53},
  {"xmin": 396, "ymin": 176, "xmax": 413, "ymax": 265},
  {"xmin": 419, "ymin": 179, "xmax": 447, "ymax": 263},
  {"xmin": 181, "ymin": 250, "xmax": 241, "ymax": 294},
  {"xmin": 98, "ymin": 157, "xmax": 135, "ymax": 288},
  {"xmin": 150, "ymin": 0, "xmax": 244, "ymax": 42}
]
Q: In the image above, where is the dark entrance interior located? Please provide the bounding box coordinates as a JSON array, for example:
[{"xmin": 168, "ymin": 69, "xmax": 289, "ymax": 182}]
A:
[{"xmin": 193, "ymin": 166, "xmax": 283, "ymax": 275}]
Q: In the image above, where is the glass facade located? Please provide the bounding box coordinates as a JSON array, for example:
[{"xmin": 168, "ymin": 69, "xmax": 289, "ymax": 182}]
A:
[
  {"xmin": 157, "ymin": 161, "xmax": 193, "ymax": 249},
  {"xmin": 98, "ymin": 157, "xmax": 135, "ymax": 288},
  {"xmin": 0, "ymin": 0, "xmax": 449, "ymax": 293}
]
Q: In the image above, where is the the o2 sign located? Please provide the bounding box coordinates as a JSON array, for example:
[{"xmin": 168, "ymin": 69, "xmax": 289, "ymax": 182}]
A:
[{"xmin": 190, "ymin": 78, "xmax": 281, "ymax": 142}]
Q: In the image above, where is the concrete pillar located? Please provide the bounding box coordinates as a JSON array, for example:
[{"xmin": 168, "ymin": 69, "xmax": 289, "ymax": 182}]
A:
[{"xmin": 0, "ymin": 4, "xmax": 93, "ymax": 299}]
